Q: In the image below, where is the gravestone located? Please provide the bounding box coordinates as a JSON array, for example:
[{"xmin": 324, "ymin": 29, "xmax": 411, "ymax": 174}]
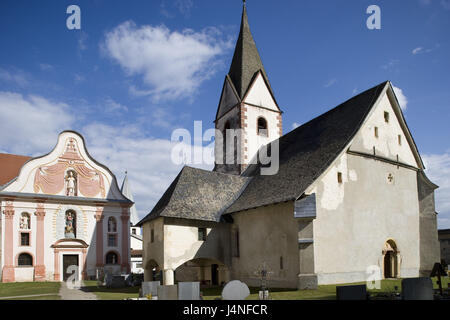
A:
[
  {"xmin": 222, "ymin": 280, "xmax": 250, "ymax": 300},
  {"xmin": 108, "ymin": 275, "xmax": 126, "ymax": 288},
  {"xmin": 141, "ymin": 281, "xmax": 160, "ymax": 297},
  {"xmin": 178, "ymin": 282, "xmax": 200, "ymax": 300},
  {"xmin": 157, "ymin": 285, "xmax": 178, "ymax": 300},
  {"xmin": 336, "ymin": 285, "xmax": 367, "ymax": 300},
  {"xmin": 401, "ymin": 277, "xmax": 433, "ymax": 300}
]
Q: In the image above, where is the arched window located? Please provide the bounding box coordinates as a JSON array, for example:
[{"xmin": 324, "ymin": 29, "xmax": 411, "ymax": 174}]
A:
[
  {"xmin": 106, "ymin": 252, "xmax": 119, "ymax": 265},
  {"xmin": 20, "ymin": 212, "xmax": 31, "ymax": 230},
  {"xmin": 65, "ymin": 210, "xmax": 76, "ymax": 239},
  {"xmin": 257, "ymin": 117, "xmax": 268, "ymax": 137},
  {"xmin": 18, "ymin": 253, "xmax": 33, "ymax": 266},
  {"xmin": 108, "ymin": 217, "xmax": 117, "ymax": 233}
]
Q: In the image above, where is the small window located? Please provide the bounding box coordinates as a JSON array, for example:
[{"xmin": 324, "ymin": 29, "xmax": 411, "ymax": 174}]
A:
[
  {"xmin": 20, "ymin": 233, "xmax": 30, "ymax": 246},
  {"xmin": 108, "ymin": 234, "xmax": 117, "ymax": 247},
  {"xmin": 132, "ymin": 228, "xmax": 136, "ymax": 235},
  {"xmin": 106, "ymin": 252, "xmax": 118, "ymax": 265},
  {"xmin": 337, "ymin": 172, "xmax": 343, "ymax": 184},
  {"xmin": 384, "ymin": 112, "xmax": 389, "ymax": 123},
  {"xmin": 280, "ymin": 256, "xmax": 284, "ymax": 270},
  {"xmin": 151, "ymin": 229, "xmax": 154, "ymax": 243},
  {"xmin": 257, "ymin": 117, "xmax": 268, "ymax": 137},
  {"xmin": 398, "ymin": 135, "xmax": 402, "ymax": 146},
  {"xmin": 18, "ymin": 253, "xmax": 32, "ymax": 266},
  {"xmin": 198, "ymin": 228, "xmax": 207, "ymax": 241},
  {"xmin": 235, "ymin": 230, "xmax": 240, "ymax": 258},
  {"xmin": 374, "ymin": 126, "xmax": 378, "ymax": 138}
]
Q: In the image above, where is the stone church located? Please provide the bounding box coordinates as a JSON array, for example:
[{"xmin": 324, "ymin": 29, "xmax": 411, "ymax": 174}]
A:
[
  {"xmin": 0, "ymin": 131, "xmax": 132, "ymax": 282},
  {"xmin": 137, "ymin": 4, "xmax": 440, "ymax": 289}
]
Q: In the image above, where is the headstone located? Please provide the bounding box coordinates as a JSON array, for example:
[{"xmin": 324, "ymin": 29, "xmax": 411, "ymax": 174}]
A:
[
  {"xmin": 157, "ymin": 285, "xmax": 178, "ymax": 300},
  {"xmin": 104, "ymin": 273, "xmax": 113, "ymax": 287},
  {"xmin": 108, "ymin": 275, "xmax": 126, "ymax": 288},
  {"xmin": 258, "ymin": 290, "xmax": 269, "ymax": 300},
  {"xmin": 401, "ymin": 277, "xmax": 433, "ymax": 300},
  {"xmin": 222, "ymin": 280, "xmax": 250, "ymax": 300},
  {"xmin": 178, "ymin": 282, "xmax": 200, "ymax": 300},
  {"xmin": 336, "ymin": 285, "xmax": 367, "ymax": 300},
  {"xmin": 141, "ymin": 281, "xmax": 160, "ymax": 297}
]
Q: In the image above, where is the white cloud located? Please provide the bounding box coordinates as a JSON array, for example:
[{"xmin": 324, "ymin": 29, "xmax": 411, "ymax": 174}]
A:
[
  {"xmin": 0, "ymin": 91, "xmax": 213, "ymax": 220},
  {"xmin": 292, "ymin": 122, "xmax": 300, "ymax": 130},
  {"xmin": 423, "ymin": 153, "xmax": 450, "ymax": 229},
  {"xmin": 0, "ymin": 68, "xmax": 29, "ymax": 87},
  {"xmin": 102, "ymin": 21, "xmax": 231, "ymax": 101},
  {"xmin": 324, "ymin": 78, "xmax": 337, "ymax": 88},
  {"xmin": 175, "ymin": 0, "xmax": 194, "ymax": 17},
  {"xmin": 39, "ymin": 63, "xmax": 54, "ymax": 71},
  {"xmin": 392, "ymin": 85, "xmax": 408, "ymax": 110},
  {"xmin": 104, "ymin": 97, "xmax": 129, "ymax": 114},
  {"xmin": 0, "ymin": 91, "xmax": 75, "ymax": 155},
  {"xmin": 412, "ymin": 47, "xmax": 423, "ymax": 55}
]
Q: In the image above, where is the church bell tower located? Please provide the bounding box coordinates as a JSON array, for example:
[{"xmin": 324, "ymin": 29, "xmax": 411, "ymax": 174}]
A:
[{"xmin": 214, "ymin": 3, "xmax": 282, "ymax": 175}]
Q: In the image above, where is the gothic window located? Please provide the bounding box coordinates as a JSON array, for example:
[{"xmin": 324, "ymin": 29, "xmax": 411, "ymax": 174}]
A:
[
  {"xmin": 20, "ymin": 233, "xmax": 30, "ymax": 246},
  {"xmin": 398, "ymin": 135, "xmax": 402, "ymax": 146},
  {"xmin": 106, "ymin": 252, "xmax": 119, "ymax": 265},
  {"xmin": 20, "ymin": 212, "xmax": 31, "ymax": 230},
  {"xmin": 280, "ymin": 256, "xmax": 284, "ymax": 270},
  {"xmin": 108, "ymin": 217, "xmax": 117, "ymax": 233},
  {"xmin": 337, "ymin": 172, "xmax": 343, "ymax": 184},
  {"xmin": 18, "ymin": 253, "xmax": 33, "ymax": 266},
  {"xmin": 64, "ymin": 210, "xmax": 76, "ymax": 239},
  {"xmin": 257, "ymin": 117, "xmax": 268, "ymax": 137},
  {"xmin": 65, "ymin": 170, "xmax": 77, "ymax": 196},
  {"xmin": 384, "ymin": 111, "xmax": 389, "ymax": 123},
  {"xmin": 374, "ymin": 126, "xmax": 379, "ymax": 138}
]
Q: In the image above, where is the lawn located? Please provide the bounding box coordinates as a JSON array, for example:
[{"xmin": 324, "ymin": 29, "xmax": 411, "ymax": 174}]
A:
[
  {"xmin": 82, "ymin": 277, "xmax": 449, "ymax": 300},
  {"xmin": 0, "ymin": 282, "xmax": 61, "ymax": 300}
]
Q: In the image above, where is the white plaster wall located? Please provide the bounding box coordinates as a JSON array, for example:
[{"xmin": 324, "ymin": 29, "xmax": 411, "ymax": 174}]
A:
[
  {"xmin": 307, "ymin": 152, "xmax": 421, "ymax": 285},
  {"xmin": 349, "ymin": 93, "xmax": 418, "ymax": 167},
  {"xmin": 130, "ymin": 235, "xmax": 142, "ymax": 251},
  {"xmin": 163, "ymin": 224, "xmax": 212, "ymax": 271},
  {"xmin": 14, "ymin": 267, "xmax": 34, "ymax": 282},
  {"xmin": 243, "ymin": 105, "xmax": 280, "ymax": 166},
  {"xmin": 243, "ymin": 73, "xmax": 278, "ymax": 111},
  {"xmin": 142, "ymin": 218, "xmax": 164, "ymax": 276}
]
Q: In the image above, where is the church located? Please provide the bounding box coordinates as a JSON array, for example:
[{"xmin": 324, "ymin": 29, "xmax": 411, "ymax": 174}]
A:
[
  {"xmin": 0, "ymin": 131, "xmax": 132, "ymax": 282},
  {"xmin": 137, "ymin": 4, "xmax": 441, "ymax": 289}
]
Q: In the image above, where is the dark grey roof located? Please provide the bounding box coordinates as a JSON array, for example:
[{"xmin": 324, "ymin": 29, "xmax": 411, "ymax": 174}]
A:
[
  {"xmin": 136, "ymin": 166, "xmax": 250, "ymax": 226},
  {"xmin": 228, "ymin": 5, "xmax": 274, "ymax": 100},
  {"xmin": 225, "ymin": 81, "xmax": 389, "ymax": 214}
]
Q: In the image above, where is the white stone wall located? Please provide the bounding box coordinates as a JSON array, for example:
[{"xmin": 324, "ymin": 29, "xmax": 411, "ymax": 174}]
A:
[{"xmin": 307, "ymin": 90, "xmax": 422, "ymax": 284}]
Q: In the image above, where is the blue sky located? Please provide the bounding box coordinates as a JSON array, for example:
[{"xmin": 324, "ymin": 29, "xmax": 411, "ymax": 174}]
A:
[{"xmin": 0, "ymin": 0, "xmax": 449, "ymax": 227}]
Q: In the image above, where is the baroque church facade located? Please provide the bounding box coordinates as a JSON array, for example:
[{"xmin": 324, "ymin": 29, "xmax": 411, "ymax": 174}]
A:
[
  {"xmin": 0, "ymin": 131, "xmax": 132, "ymax": 282},
  {"xmin": 137, "ymin": 5, "xmax": 440, "ymax": 288}
]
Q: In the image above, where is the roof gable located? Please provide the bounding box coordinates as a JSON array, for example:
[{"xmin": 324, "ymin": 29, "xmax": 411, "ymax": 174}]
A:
[{"xmin": 1, "ymin": 131, "xmax": 128, "ymax": 201}]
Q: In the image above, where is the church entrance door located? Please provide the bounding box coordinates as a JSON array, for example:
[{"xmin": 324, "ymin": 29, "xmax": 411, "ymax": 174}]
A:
[{"xmin": 63, "ymin": 255, "xmax": 79, "ymax": 281}]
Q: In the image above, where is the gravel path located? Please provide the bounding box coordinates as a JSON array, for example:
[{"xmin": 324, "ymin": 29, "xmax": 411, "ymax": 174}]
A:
[{"xmin": 58, "ymin": 281, "xmax": 98, "ymax": 300}]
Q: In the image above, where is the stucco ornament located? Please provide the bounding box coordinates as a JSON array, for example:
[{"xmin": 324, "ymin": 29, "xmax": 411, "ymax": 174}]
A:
[{"xmin": 221, "ymin": 280, "xmax": 250, "ymax": 300}]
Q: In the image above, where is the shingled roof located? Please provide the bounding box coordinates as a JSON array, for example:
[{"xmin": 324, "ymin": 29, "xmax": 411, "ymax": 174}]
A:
[
  {"xmin": 136, "ymin": 166, "xmax": 250, "ymax": 225},
  {"xmin": 0, "ymin": 153, "xmax": 31, "ymax": 186},
  {"xmin": 228, "ymin": 4, "xmax": 274, "ymax": 100},
  {"xmin": 224, "ymin": 81, "xmax": 389, "ymax": 214}
]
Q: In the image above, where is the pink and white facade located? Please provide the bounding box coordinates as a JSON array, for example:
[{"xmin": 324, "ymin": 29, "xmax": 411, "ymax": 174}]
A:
[{"xmin": 0, "ymin": 131, "xmax": 132, "ymax": 282}]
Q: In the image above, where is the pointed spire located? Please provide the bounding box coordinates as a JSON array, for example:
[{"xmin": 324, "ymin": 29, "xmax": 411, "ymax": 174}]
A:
[
  {"xmin": 228, "ymin": 3, "xmax": 273, "ymax": 99},
  {"xmin": 121, "ymin": 171, "xmax": 140, "ymax": 226}
]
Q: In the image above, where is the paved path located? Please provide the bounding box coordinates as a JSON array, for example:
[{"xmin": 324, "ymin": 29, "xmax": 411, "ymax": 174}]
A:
[
  {"xmin": 0, "ymin": 293, "xmax": 57, "ymax": 300},
  {"xmin": 58, "ymin": 281, "xmax": 98, "ymax": 300}
]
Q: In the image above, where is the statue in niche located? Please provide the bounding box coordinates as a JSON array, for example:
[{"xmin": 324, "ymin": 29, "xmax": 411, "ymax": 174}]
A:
[
  {"xmin": 65, "ymin": 210, "xmax": 76, "ymax": 238},
  {"xmin": 65, "ymin": 170, "xmax": 77, "ymax": 196},
  {"xmin": 20, "ymin": 213, "xmax": 30, "ymax": 229}
]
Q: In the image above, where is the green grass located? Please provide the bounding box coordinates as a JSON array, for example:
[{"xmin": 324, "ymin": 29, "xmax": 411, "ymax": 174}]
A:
[
  {"xmin": 77, "ymin": 277, "xmax": 450, "ymax": 300},
  {"xmin": 6, "ymin": 295, "xmax": 61, "ymax": 300},
  {"xmin": 82, "ymin": 280, "xmax": 141, "ymax": 300},
  {"xmin": 0, "ymin": 282, "xmax": 61, "ymax": 299}
]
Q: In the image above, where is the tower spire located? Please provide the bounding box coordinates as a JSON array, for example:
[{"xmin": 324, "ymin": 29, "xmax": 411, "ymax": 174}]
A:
[{"xmin": 228, "ymin": 2, "xmax": 273, "ymax": 99}]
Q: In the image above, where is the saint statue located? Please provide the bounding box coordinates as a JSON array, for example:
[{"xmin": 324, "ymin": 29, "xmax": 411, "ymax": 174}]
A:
[
  {"xmin": 65, "ymin": 211, "xmax": 76, "ymax": 238},
  {"xmin": 20, "ymin": 214, "xmax": 30, "ymax": 229},
  {"xmin": 66, "ymin": 171, "xmax": 76, "ymax": 196}
]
